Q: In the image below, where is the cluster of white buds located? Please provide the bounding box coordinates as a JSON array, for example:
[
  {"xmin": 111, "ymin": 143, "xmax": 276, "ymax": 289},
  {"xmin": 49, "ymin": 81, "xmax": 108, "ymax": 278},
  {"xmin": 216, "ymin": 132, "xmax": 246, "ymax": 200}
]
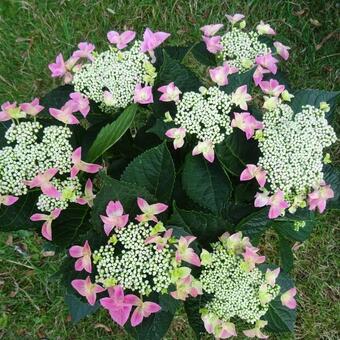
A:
[
  {"xmin": 0, "ymin": 122, "xmax": 73, "ymax": 196},
  {"xmin": 258, "ymin": 103, "xmax": 337, "ymax": 200},
  {"xmin": 174, "ymin": 86, "xmax": 233, "ymax": 144},
  {"xmin": 199, "ymin": 232, "xmax": 281, "ymax": 340},
  {"xmin": 73, "ymin": 41, "xmax": 156, "ymax": 110},
  {"xmin": 36, "ymin": 177, "xmax": 82, "ymax": 212},
  {"xmin": 93, "ymin": 222, "xmax": 176, "ymax": 296},
  {"xmin": 219, "ymin": 29, "xmax": 271, "ymax": 72}
]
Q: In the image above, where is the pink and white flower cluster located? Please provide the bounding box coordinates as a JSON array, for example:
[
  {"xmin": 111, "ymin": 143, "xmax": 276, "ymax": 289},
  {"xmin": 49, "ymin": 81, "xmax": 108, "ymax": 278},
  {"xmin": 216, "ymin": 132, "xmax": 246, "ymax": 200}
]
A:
[{"xmin": 199, "ymin": 232, "xmax": 297, "ymax": 339}]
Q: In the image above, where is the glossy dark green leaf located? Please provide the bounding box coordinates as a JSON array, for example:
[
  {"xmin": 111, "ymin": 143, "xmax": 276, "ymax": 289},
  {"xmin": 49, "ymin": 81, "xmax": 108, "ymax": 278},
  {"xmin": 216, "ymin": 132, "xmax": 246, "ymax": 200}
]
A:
[
  {"xmin": 0, "ymin": 190, "xmax": 39, "ymax": 231},
  {"xmin": 221, "ymin": 68, "xmax": 254, "ymax": 94},
  {"xmin": 168, "ymin": 204, "xmax": 232, "ymax": 247},
  {"xmin": 182, "ymin": 155, "xmax": 232, "ymax": 215},
  {"xmin": 278, "ymin": 234, "xmax": 294, "ymax": 272},
  {"xmin": 64, "ymin": 293, "xmax": 99, "ymax": 323},
  {"xmin": 121, "ymin": 142, "xmax": 175, "ymax": 202},
  {"xmin": 156, "ymin": 51, "xmax": 201, "ymax": 92},
  {"xmin": 262, "ymin": 265, "xmax": 296, "ymax": 332},
  {"xmin": 125, "ymin": 309, "xmax": 174, "ymax": 340},
  {"xmin": 85, "ymin": 104, "xmax": 137, "ymax": 162},
  {"xmin": 191, "ymin": 41, "xmax": 217, "ymax": 66},
  {"xmin": 291, "ymin": 89, "xmax": 339, "ymax": 122},
  {"xmin": 323, "ymin": 164, "xmax": 340, "ymax": 209},
  {"xmin": 216, "ymin": 129, "xmax": 260, "ymax": 177}
]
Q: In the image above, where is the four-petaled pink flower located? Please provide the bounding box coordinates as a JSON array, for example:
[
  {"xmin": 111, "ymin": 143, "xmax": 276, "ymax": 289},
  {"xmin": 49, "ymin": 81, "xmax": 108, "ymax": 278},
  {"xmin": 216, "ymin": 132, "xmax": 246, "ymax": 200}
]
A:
[
  {"xmin": 231, "ymin": 112, "xmax": 263, "ymax": 140},
  {"xmin": 158, "ymin": 82, "xmax": 181, "ymax": 102},
  {"xmin": 100, "ymin": 285, "xmax": 137, "ymax": 326},
  {"xmin": 225, "ymin": 13, "xmax": 245, "ymax": 25},
  {"xmin": 256, "ymin": 21, "xmax": 276, "ymax": 35},
  {"xmin": 209, "ymin": 63, "xmax": 238, "ymax": 86},
  {"xmin": 72, "ymin": 276, "xmax": 105, "ymax": 306},
  {"xmin": 140, "ymin": 28, "xmax": 170, "ymax": 62},
  {"xmin": 231, "ymin": 85, "xmax": 252, "ymax": 110},
  {"xmin": 165, "ymin": 127, "xmax": 186, "ymax": 149},
  {"xmin": 20, "ymin": 98, "xmax": 44, "ymax": 117},
  {"xmin": 254, "ymin": 191, "xmax": 270, "ymax": 208},
  {"xmin": 0, "ymin": 102, "xmax": 25, "ymax": 121},
  {"xmin": 281, "ymin": 287, "xmax": 297, "ymax": 309},
  {"xmin": 175, "ymin": 236, "xmax": 201, "ymax": 267},
  {"xmin": 274, "ymin": 41, "xmax": 290, "ymax": 61},
  {"xmin": 268, "ymin": 190, "xmax": 289, "ymax": 219},
  {"xmin": 129, "ymin": 296, "xmax": 161, "ymax": 327},
  {"xmin": 265, "ymin": 267, "xmax": 280, "ymax": 287},
  {"xmin": 255, "ymin": 54, "xmax": 279, "ymax": 74},
  {"xmin": 100, "ymin": 200, "xmax": 129, "ymax": 236},
  {"xmin": 134, "ymin": 84, "xmax": 154, "ymax": 104},
  {"xmin": 107, "ymin": 30, "xmax": 136, "ymax": 49},
  {"xmin": 136, "ymin": 197, "xmax": 168, "ymax": 223},
  {"xmin": 30, "ymin": 208, "xmax": 61, "ymax": 241},
  {"xmin": 259, "ymin": 79, "xmax": 285, "ymax": 97},
  {"xmin": 49, "ymin": 102, "xmax": 80, "ymax": 125},
  {"xmin": 72, "ymin": 42, "xmax": 95, "ymax": 62},
  {"xmin": 0, "ymin": 195, "xmax": 19, "ymax": 207},
  {"xmin": 49, "ymin": 53, "xmax": 67, "ymax": 78},
  {"xmin": 308, "ymin": 182, "xmax": 334, "ymax": 213},
  {"xmin": 69, "ymin": 240, "xmax": 92, "ymax": 273},
  {"xmin": 24, "ymin": 168, "xmax": 61, "ymax": 198},
  {"xmin": 253, "ymin": 65, "xmax": 270, "ymax": 86},
  {"xmin": 76, "ymin": 179, "xmax": 96, "ymax": 207},
  {"xmin": 200, "ymin": 24, "xmax": 224, "ymax": 36},
  {"xmin": 215, "ymin": 321, "xmax": 237, "ymax": 339},
  {"xmin": 70, "ymin": 147, "xmax": 103, "ymax": 178},
  {"xmin": 145, "ymin": 228, "xmax": 173, "ymax": 251},
  {"xmin": 243, "ymin": 320, "xmax": 269, "ymax": 339},
  {"xmin": 170, "ymin": 275, "xmax": 202, "ymax": 300},
  {"xmin": 242, "ymin": 246, "xmax": 266, "ymax": 271},
  {"xmin": 192, "ymin": 140, "xmax": 215, "ymax": 163},
  {"xmin": 202, "ymin": 35, "xmax": 223, "ymax": 54},
  {"xmin": 69, "ymin": 92, "xmax": 90, "ymax": 118},
  {"xmin": 240, "ymin": 164, "xmax": 267, "ymax": 187}
]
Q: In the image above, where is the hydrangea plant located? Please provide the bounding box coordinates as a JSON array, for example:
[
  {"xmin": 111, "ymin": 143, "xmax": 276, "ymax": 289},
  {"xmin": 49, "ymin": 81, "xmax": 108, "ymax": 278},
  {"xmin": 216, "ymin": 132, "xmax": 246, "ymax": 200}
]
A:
[{"xmin": 0, "ymin": 14, "xmax": 339, "ymax": 339}]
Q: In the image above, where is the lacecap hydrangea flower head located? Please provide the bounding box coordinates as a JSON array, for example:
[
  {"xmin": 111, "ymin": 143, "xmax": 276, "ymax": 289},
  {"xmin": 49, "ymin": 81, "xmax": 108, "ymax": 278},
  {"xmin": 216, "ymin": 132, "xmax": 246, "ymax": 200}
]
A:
[
  {"xmin": 199, "ymin": 231, "xmax": 297, "ymax": 339},
  {"xmin": 163, "ymin": 84, "xmax": 261, "ymax": 163},
  {"xmin": 50, "ymin": 28, "xmax": 170, "ymax": 112},
  {"xmin": 239, "ymin": 95, "xmax": 337, "ymax": 219},
  {"xmin": 69, "ymin": 197, "xmax": 202, "ymax": 328},
  {"xmin": 200, "ymin": 13, "xmax": 290, "ymax": 85},
  {"xmin": 0, "ymin": 93, "xmax": 102, "ymax": 240}
]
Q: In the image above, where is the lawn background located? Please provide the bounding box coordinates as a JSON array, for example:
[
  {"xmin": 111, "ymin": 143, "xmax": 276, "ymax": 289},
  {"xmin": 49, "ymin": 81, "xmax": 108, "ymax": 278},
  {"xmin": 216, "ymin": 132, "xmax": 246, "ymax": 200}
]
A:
[{"xmin": 0, "ymin": 0, "xmax": 339, "ymax": 339}]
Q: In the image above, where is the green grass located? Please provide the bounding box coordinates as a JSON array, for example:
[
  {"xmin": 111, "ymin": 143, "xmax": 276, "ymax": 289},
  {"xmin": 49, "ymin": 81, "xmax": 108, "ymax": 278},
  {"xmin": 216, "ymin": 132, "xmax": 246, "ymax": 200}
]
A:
[{"xmin": 0, "ymin": 0, "xmax": 339, "ymax": 339}]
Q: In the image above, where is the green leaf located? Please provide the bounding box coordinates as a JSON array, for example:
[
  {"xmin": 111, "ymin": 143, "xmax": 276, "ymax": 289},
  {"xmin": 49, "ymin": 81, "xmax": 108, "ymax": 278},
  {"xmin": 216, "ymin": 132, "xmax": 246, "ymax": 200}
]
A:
[
  {"xmin": 216, "ymin": 129, "xmax": 260, "ymax": 176},
  {"xmin": 85, "ymin": 104, "xmax": 137, "ymax": 162},
  {"xmin": 64, "ymin": 293, "xmax": 99, "ymax": 323},
  {"xmin": 184, "ymin": 296, "xmax": 210, "ymax": 339},
  {"xmin": 168, "ymin": 204, "xmax": 232, "ymax": 247},
  {"xmin": 278, "ymin": 234, "xmax": 294, "ymax": 272},
  {"xmin": 221, "ymin": 68, "xmax": 254, "ymax": 94},
  {"xmin": 236, "ymin": 208, "xmax": 270, "ymax": 238},
  {"xmin": 121, "ymin": 142, "xmax": 175, "ymax": 202},
  {"xmin": 125, "ymin": 309, "xmax": 174, "ymax": 340},
  {"xmin": 262, "ymin": 265, "xmax": 296, "ymax": 332},
  {"xmin": 323, "ymin": 164, "xmax": 340, "ymax": 209},
  {"xmin": 40, "ymin": 85, "xmax": 74, "ymax": 117},
  {"xmin": 0, "ymin": 190, "xmax": 39, "ymax": 231},
  {"xmin": 291, "ymin": 89, "xmax": 339, "ymax": 122},
  {"xmin": 52, "ymin": 203, "xmax": 90, "ymax": 248},
  {"xmin": 191, "ymin": 41, "xmax": 216, "ymax": 66},
  {"xmin": 90, "ymin": 174, "xmax": 156, "ymax": 229},
  {"xmin": 182, "ymin": 155, "xmax": 232, "ymax": 215},
  {"xmin": 146, "ymin": 118, "xmax": 169, "ymax": 140},
  {"xmin": 156, "ymin": 51, "xmax": 201, "ymax": 92},
  {"xmin": 155, "ymin": 46, "xmax": 191, "ymax": 67}
]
